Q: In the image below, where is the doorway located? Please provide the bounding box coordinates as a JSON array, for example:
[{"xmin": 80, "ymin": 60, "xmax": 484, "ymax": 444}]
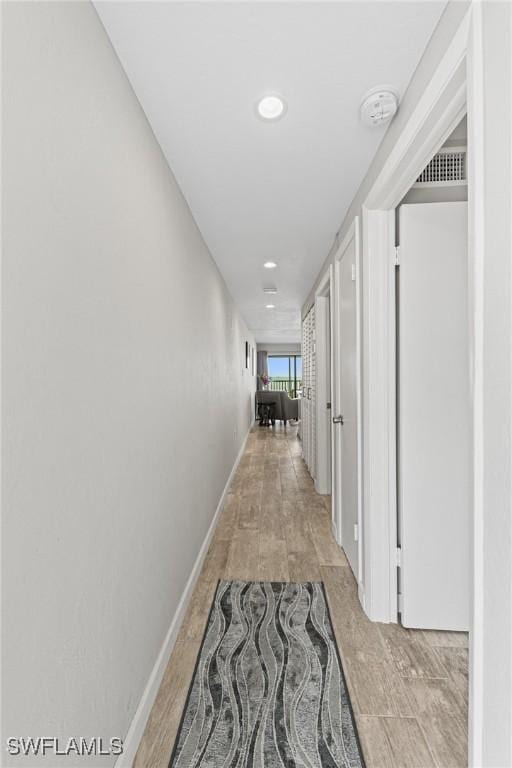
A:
[
  {"xmin": 331, "ymin": 221, "xmax": 362, "ymax": 582},
  {"xmin": 267, "ymin": 354, "xmax": 302, "ymax": 399},
  {"xmin": 310, "ymin": 220, "xmax": 363, "ymax": 586},
  {"xmin": 397, "ymin": 202, "xmax": 470, "ymax": 630},
  {"xmin": 394, "ymin": 117, "xmax": 470, "ymax": 631},
  {"xmin": 314, "ymin": 274, "xmax": 332, "ymax": 497}
]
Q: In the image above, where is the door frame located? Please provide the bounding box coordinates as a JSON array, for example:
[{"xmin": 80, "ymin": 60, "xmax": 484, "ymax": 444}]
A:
[
  {"xmin": 397, "ymin": 201, "xmax": 471, "ymax": 632},
  {"xmin": 360, "ymin": 8, "xmax": 470, "ymax": 620},
  {"xmin": 361, "ymin": 5, "xmax": 497, "ymax": 766},
  {"xmin": 314, "ymin": 272, "xmax": 331, "ymax": 496},
  {"xmin": 330, "ymin": 219, "xmax": 363, "ymax": 588}
]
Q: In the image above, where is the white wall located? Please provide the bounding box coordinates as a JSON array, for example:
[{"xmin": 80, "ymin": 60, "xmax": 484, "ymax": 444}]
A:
[{"xmin": 1, "ymin": 2, "xmax": 255, "ymax": 764}]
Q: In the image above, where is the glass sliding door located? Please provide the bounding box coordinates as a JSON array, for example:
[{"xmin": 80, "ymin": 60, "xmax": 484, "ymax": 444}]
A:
[{"xmin": 267, "ymin": 355, "xmax": 303, "ymax": 397}]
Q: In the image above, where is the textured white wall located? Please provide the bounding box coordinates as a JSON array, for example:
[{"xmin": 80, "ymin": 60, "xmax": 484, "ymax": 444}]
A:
[{"xmin": 1, "ymin": 2, "xmax": 255, "ymax": 764}]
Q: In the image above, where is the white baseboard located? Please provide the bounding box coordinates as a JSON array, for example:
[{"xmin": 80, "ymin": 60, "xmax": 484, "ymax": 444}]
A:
[
  {"xmin": 331, "ymin": 519, "xmax": 339, "ymax": 547},
  {"xmin": 358, "ymin": 582, "xmax": 366, "ymax": 612},
  {"xmin": 314, "ymin": 478, "xmax": 330, "ymax": 496},
  {"xmin": 116, "ymin": 423, "xmax": 253, "ymax": 767}
]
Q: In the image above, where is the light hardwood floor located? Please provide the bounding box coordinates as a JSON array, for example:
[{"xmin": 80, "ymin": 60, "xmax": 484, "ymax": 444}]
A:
[{"xmin": 134, "ymin": 423, "xmax": 468, "ymax": 768}]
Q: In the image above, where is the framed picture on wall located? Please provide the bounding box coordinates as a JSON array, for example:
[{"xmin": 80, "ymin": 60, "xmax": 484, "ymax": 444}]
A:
[{"xmin": 245, "ymin": 341, "xmax": 250, "ymax": 369}]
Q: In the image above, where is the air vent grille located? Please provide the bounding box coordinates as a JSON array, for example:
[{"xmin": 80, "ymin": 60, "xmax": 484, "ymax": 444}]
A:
[{"xmin": 415, "ymin": 146, "xmax": 467, "ymax": 186}]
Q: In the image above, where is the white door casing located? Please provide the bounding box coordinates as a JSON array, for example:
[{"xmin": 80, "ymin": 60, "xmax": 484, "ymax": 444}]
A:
[
  {"xmin": 301, "ymin": 307, "xmax": 316, "ymax": 478},
  {"xmin": 314, "ymin": 294, "xmax": 332, "ymax": 496},
  {"xmin": 332, "ymin": 220, "xmax": 363, "ymax": 582},
  {"xmin": 331, "ymin": 261, "xmax": 342, "ymax": 543}
]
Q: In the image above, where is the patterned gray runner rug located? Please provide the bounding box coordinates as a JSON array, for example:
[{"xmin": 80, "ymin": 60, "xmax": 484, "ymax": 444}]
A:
[{"xmin": 169, "ymin": 580, "xmax": 365, "ymax": 768}]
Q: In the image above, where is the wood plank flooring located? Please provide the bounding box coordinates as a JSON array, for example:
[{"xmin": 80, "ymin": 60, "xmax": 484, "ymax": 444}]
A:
[{"xmin": 134, "ymin": 424, "xmax": 468, "ymax": 768}]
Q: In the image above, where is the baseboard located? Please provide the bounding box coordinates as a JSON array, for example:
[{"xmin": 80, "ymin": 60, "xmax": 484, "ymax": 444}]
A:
[
  {"xmin": 314, "ymin": 478, "xmax": 330, "ymax": 496},
  {"xmin": 116, "ymin": 422, "xmax": 253, "ymax": 768},
  {"xmin": 358, "ymin": 582, "xmax": 366, "ymax": 611},
  {"xmin": 331, "ymin": 519, "xmax": 339, "ymax": 547}
]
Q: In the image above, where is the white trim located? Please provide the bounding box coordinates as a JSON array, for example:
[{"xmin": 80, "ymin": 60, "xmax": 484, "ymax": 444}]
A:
[
  {"xmin": 332, "ymin": 222, "xmax": 356, "ymax": 550},
  {"xmin": 332, "ymin": 218, "xmax": 363, "ymax": 587},
  {"xmin": 361, "ymin": 208, "xmax": 397, "ymax": 622},
  {"xmin": 411, "ymin": 180, "xmax": 467, "ymax": 189},
  {"xmin": 467, "ymin": 4, "xmax": 484, "ymax": 762},
  {"xmin": 314, "ymin": 267, "xmax": 331, "ymax": 300},
  {"xmin": 115, "ymin": 423, "xmax": 254, "ymax": 768},
  {"xmin": 332, "ymin": 256, "xmax": 342, "ymax": 544},
  {"xmin": 466, "ymin": 5, "xmax": 512, "ymax": 764},
  {"xmin": 314, "ymin": 265, "xmax": 333, "ymax": 497},
  {"xmin": 358, "ymin": 582, "xmax": 366, "ymax": 612},
  {"xmin": 328, "ymin": 264, "xmax": 336, "ymax": 533},
  {"xmin": 366, "ymin": 8, "xmax": 471, "ymax": 210},
  {"xmin": 314, "ymin": 295, "xmax": 331, "ymax": 496},
  {"xmin": 335, "ymin": 220, "xmax": 357, "ymax": 271},
  {"xmin": 354, "ymin": 222, "xmax": 363, "ymax": 588}
]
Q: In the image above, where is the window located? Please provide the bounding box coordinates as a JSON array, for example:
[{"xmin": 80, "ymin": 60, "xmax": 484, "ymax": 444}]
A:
[{"xmin": 267, "ymin": 355, "xmax": 302, "ymax": 398}]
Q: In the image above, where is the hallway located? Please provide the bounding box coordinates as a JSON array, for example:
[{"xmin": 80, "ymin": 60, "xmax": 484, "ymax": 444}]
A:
[
  {"xmin": 135, "ymin": 425, "xmax": 468, "ymax": 768},
  {"xmin": 3, "ymin": 3, "xmax": 512, "ymax": 764}
]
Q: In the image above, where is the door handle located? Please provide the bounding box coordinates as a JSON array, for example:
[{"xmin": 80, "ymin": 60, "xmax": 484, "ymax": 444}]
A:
[{"xmin": 332, "ymin": 415, "xmax": 344, "ymax": 424}]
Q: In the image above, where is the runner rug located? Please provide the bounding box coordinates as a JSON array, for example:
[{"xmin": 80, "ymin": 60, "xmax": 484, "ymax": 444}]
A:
[{"xmin": 169, "ymin": 580, "xmax": 365, "ymax": 768}]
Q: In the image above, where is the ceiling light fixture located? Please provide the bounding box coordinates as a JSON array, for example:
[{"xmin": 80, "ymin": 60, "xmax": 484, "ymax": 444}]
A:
[
  {"xmin": 263, "ymin": 261, "xmax": 277, "ymax": 269},
  {"xmin": 256, "ymin": 94, "xmax": 286, "ymax": 121},
  {"xmin": 263, "ymin": 287, "xmax": 277, "ymax": 295},
  {"xmin": 265, "ymin": 304, "xmax": 275, "ymax": 309}
]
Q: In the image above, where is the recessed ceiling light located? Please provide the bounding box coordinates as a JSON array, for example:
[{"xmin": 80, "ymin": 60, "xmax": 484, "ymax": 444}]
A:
[
  {"xmin": 263, "ymin": 261, "xmax": 277, "ymax": 269},
  {"xmin": 265, "ymin": 304, "xmax": 275, "ymax": 309},
  {"xmin": 256, "ymin": 95, "xmax": 286, "ymax": 121}
]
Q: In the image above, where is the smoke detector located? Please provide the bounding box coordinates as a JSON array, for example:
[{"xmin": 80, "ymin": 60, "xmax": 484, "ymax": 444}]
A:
[{"xmin": 360, "ymin": 87, "xmax": 399, "ymax": 126}]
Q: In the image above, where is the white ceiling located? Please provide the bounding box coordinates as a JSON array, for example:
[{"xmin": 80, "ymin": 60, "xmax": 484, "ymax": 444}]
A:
[{"xmin": 96, "ymin": 1, "xmax": 445, "ymax": 343}]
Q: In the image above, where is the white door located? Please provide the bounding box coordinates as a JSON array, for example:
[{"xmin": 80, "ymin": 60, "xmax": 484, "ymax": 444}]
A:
[
  {"xmin": 331, "ymin": 264, "xmax": 341, "ymax": 542},
  {"xmin": 315, "ymin": 294, "xmax": 331, "ymax": 495},
  {"xmin": 398, "ymin": 202, "xmax": 470, "ymax": 631},
  {"xmin": 332, "ymin": 227, "xmax": 360, "ymax": 578}
]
